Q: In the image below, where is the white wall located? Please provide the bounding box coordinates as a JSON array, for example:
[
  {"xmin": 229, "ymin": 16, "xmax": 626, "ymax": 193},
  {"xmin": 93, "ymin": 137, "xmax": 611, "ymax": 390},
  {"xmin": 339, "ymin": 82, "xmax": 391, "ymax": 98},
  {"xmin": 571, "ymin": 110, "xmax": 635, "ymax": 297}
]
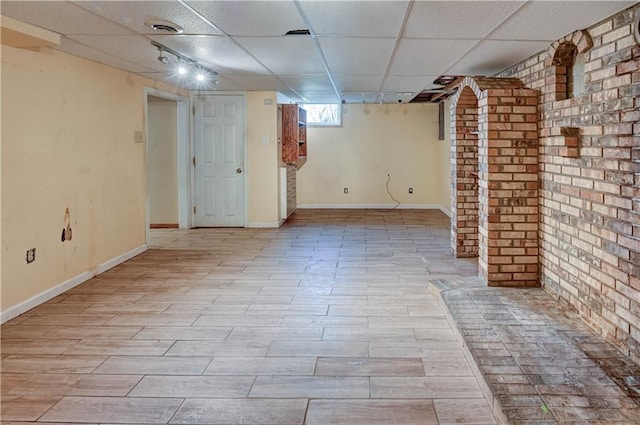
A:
[
  {"xmin": 1, "ymin": 43, "xmax": 185, "ymax": 317},
  {"xmin": 437, "ymin": 100, "xmax": 452, "ymax": 213},
  {"xmin": 246, "ymin": 92, "xmax": 280, "ymax": 226},
  {"xmin": 148, "ymin": 96, "xmax": 178, "ymax": 225},
  {"xmin": 297, "ymin": 103, "xmax": 451, "ymax": 209}
]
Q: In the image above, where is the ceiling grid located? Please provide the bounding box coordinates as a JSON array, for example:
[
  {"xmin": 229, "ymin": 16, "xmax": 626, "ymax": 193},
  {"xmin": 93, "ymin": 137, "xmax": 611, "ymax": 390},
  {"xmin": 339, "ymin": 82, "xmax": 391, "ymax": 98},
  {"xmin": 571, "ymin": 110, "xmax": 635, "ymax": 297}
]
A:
[{"xmin": 0, "ymin": 0, "xmax": 634, "ymax": 103}]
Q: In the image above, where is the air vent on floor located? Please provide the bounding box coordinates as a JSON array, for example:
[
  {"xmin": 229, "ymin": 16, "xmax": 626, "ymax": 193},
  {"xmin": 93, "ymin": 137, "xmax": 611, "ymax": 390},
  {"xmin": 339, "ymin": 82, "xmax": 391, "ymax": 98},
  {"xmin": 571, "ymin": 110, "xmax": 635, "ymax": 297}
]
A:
[
  {"xmin": 284, "ymin": 29, "xmax": 311, "ymax": 36},
  {"xmin": 145, "ymin": 20, "xmax": 184, "ymax": 34}
]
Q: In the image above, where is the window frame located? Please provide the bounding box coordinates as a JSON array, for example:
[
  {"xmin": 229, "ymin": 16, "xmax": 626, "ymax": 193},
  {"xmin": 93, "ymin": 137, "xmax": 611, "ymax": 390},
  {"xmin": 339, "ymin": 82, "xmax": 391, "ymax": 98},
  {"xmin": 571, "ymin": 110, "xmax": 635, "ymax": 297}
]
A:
[{"xmin": 302, "ymin": 103, "xmax": 343, "ymax": 127}]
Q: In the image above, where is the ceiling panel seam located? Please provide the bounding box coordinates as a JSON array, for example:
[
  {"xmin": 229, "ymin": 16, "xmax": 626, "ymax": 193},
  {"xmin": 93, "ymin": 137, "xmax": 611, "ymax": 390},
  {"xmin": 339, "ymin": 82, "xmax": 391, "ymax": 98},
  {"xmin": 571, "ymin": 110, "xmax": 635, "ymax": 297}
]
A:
[
  {"xmin": 377, "ymin": 0, "xmax": 415, "ymax": 94},
  {"xmin": 180, "ymin": 0, "xmax": 307, "ymax": 101},
  {"xmin": 441, "ymin": 0, "xmax": 531, "ymax": 75},
  {"xmin": 67, "ymin": 1, "xmax": 138, "ymax": 36},
  {"xmin": 293, "ymin": 0, "xmax": 341, "ymax": 102}
]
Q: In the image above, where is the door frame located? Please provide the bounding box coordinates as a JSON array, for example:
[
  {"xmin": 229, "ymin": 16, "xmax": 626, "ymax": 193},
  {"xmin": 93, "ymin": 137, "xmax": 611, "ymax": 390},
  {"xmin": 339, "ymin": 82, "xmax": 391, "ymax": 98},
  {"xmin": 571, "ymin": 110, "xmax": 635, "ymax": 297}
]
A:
[
  {"xmin": 190, "ymin": 91, "xmax": 248, "ymax": 227},
  {"xmin": 144, "ymin": 87, "xmax": 190, "ymax": 246}
]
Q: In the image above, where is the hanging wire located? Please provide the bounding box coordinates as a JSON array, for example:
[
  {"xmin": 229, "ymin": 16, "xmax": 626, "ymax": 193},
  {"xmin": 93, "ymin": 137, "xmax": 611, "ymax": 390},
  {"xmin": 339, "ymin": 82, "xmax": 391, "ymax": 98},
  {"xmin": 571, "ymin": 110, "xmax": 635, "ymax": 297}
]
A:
[{"xmin": 371, "ymin": 173, "xmax": 401, "ymax": 213}]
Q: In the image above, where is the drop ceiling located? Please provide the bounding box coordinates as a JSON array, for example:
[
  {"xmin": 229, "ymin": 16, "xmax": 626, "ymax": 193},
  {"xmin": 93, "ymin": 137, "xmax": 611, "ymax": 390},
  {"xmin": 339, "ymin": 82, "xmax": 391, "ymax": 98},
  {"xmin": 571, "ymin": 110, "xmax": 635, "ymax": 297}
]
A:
[{"xmin": 1, "ymin": 0, "xmax": 634, "ymax": 103}]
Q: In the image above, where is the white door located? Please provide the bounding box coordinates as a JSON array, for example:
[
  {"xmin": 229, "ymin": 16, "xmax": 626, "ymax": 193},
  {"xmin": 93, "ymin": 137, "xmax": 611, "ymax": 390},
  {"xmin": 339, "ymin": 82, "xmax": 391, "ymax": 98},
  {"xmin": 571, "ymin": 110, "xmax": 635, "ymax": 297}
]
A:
[{"xmin": 194, "ymin": 95, "xmax": 245, "ymax": 227}]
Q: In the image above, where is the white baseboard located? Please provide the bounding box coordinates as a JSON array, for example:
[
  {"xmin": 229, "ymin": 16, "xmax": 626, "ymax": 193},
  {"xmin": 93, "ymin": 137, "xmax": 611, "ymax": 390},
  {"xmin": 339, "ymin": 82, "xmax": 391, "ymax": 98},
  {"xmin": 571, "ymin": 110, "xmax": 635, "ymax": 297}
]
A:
[
  {"xmin": 297, "ymin": 203, "xmax": 445, "ymax": 210},
  {"xmin": 439, "ymin": 207, "xmax": 452, "ymax": 218},
  {"xmin": 1, "ymin": 244, "xmax": 148, "ymax": 324},
  {"xmin": 94, "ymin": 244, "xmax": 148, "ymax": 275},
  {"xmin": 247, "ymin": 221, "xmax": 281, "ymax": 228}
]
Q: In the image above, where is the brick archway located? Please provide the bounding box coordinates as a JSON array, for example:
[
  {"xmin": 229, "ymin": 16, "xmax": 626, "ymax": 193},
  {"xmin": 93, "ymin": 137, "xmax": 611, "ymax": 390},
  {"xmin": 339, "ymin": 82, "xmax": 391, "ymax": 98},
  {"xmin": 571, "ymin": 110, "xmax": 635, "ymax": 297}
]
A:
[{"xmin": 450, "ymin": 77, "xmax": 540, "ymax": 287}]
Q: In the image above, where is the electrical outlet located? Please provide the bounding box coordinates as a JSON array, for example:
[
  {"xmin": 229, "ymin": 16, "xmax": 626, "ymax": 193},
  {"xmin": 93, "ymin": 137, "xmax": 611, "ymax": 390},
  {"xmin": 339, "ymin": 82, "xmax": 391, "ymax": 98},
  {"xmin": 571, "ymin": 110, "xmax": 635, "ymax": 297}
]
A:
[
  {"xmin": 344, "ymin": 187, "xmax": 348, "ymax": 194},
  {"xmin": 409, "ymin": 187, "xmax": 413, "ymax": 194},
  {"xmin": 26, "ymin": 248, "xmax": 36, "ymax": 264}
]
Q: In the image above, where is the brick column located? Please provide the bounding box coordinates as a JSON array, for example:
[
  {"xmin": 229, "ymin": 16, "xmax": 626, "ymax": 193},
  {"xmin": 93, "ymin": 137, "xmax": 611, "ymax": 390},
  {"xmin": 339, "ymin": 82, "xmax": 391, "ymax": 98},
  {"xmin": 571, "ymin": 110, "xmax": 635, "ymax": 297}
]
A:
[
  {"xmin": 451, "ymin": 77, "xmax": 540, "ymax": 287},
  {"xmin": 479, "ymin": 88, "xmax": 539, "ymax": 287}
]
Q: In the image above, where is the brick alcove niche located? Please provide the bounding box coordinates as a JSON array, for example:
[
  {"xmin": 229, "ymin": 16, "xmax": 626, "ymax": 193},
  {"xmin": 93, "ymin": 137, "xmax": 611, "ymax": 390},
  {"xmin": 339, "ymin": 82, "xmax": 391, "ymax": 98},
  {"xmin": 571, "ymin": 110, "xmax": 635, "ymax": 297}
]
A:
[{"xmin": 450, "ymin": 77, "xmax": 540, "ymax": 287}]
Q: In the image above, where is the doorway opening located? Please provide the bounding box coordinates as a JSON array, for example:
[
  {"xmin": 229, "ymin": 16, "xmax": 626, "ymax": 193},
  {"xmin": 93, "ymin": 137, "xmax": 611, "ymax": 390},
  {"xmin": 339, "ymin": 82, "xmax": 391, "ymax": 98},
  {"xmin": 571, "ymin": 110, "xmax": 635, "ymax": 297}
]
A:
[
  {"xmin": 192, "ymin": 93, "xmax": 246, "ymax": 228},
  {"xmin": 144, "ymin": 88, "xmax": 190, "ymax": 246}
]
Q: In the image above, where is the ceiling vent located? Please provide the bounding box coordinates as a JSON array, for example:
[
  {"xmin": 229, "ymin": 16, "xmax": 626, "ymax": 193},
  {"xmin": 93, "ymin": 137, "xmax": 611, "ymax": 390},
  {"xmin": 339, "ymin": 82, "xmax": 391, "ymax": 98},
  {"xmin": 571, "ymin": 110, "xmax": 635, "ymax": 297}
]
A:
[
  {"xmin": 284, "ymin": 29, "xmax": 311, "ymax": 36},
  {"xmin": 145, "ymin": 20, "xmax": 184, "ymax": 34}
]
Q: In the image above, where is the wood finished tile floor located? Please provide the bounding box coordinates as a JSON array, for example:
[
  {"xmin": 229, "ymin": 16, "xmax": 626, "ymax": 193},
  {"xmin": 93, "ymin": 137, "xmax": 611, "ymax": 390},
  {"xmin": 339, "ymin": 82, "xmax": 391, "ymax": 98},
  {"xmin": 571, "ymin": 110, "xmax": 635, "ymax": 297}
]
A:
[{"xmin": 1, "ymin": 209, "xmax": 494, "ymax": 425}]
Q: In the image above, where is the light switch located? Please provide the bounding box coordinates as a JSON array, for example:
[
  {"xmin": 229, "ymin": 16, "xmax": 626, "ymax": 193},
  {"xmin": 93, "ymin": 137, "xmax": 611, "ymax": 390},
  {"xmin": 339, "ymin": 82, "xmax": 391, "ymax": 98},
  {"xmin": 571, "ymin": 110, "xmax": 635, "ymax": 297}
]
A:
[
  {"xmin": 134, "ymin": 131, "xmax": 144, "ymax": 143},
  {"xmin": 262, "ymin": 136, "xmax": 269, "ymax": 145}
]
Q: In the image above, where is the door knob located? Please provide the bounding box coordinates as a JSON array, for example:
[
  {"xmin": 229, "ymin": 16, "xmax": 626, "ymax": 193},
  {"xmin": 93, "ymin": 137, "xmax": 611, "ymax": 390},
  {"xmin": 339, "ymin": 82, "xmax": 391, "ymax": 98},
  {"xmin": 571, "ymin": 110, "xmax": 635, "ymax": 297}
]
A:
[{"xmin": 236, "ymin": 168, "xmax": 243, "ymax": 174}]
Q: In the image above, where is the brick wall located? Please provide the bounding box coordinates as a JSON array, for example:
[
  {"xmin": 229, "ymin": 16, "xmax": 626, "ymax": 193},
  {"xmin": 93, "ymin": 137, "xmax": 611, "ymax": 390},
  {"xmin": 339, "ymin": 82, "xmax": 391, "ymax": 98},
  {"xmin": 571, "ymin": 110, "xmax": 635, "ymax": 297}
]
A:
[
  {"xmin": 451, "ymin": 87, "xmax": 479, "ymax": 258},
  {"xmin": 478, "ymin": 86, "xmax": 539, "ymax": 287},
  {"xmin": 498, "ymin": 4, "xmax": 640, "ymax": 363},
  {"xmin": 451, "ymin": 78, "xmax": 539, "ymax": 287}
]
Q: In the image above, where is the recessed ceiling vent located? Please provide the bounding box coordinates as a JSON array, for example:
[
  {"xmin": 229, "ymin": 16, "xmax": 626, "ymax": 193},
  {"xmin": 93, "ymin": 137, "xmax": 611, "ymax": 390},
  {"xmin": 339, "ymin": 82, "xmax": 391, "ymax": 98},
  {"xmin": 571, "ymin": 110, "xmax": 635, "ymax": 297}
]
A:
[
  {"xmin": 284, "ymin": 29, "xmax": 311, "ymax": 36},
  {"xmin": 145, "ymin": 20, "xmax": 184, "ymax": 34}
]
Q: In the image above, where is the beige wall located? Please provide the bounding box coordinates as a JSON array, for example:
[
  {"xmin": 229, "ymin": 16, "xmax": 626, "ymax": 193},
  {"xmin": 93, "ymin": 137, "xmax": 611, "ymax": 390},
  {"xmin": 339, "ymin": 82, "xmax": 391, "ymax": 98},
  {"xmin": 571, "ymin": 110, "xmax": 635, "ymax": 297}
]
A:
[
  {"xmin": 246, "ymin": 92, "xmax": 280, "ymax": 225},
  {"xmin": 437, "ymin": 100, "xmax": 452, "ymax": 213},
  {"xmin": 1, "ymin": 44, "xmax": 184, "ymax": 314},
  {"xmin": 148, "ymin": 96, "xmax": 178, "ymax": 225},
  {"xmin": 297, "ymin": 103, "xmax": 450, "ymax": 208}
]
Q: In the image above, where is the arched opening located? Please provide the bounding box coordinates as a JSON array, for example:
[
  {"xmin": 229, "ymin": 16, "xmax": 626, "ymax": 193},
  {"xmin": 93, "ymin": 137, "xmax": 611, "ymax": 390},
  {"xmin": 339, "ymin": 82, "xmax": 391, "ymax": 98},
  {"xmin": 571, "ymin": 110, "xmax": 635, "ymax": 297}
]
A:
[
  {"xmin": 552, "ymin": 42, "xmax": 585, "ymax": 100},
  {"xmin": 451, "ymin": 86, "xmax": 479, "ymax": 258},
  {"xmin": 571, "ymin": 52, "xmax": 586, "ymax": 97},
  {"xmin": 450, "ymin": 77, "xmax": 540, "ymax": 288}
]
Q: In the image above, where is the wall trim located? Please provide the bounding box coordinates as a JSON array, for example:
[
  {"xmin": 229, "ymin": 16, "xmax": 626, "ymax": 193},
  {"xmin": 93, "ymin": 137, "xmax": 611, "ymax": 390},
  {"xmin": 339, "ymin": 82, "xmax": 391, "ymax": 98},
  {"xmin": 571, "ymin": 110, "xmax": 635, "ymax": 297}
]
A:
[
  {"xmin": 439, "ymin": 207, "xmax": 452, "ymax": 218},
  {"xmin": 1, "ymin": 244, "xmax": 148, "ymax": 324},
  {"xmin": 247, "ymin": 221, "xmax": 281, "ymax": 228},
  {"xmin": 297, "ymin": 203, "xmax": 446, "ymax": 210}
]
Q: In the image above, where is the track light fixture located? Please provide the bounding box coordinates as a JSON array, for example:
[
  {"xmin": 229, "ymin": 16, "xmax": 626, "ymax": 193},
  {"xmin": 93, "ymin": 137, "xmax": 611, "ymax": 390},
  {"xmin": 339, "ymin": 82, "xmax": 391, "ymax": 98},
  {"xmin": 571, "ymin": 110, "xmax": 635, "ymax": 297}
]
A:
[
  {"xmin": 177, "ymin": 59, "xmax": 187, "ymax": 75},
  {"xmin": 151, "ymin": 41, "xmax": 218, "ymax": 85},
  {"xmin": 342, "ymin": 92, "xmax": 417, "ymax": 105},
  {"xmin": 157, "ymin": 48, "xmax": 169, "ymax": 64}
]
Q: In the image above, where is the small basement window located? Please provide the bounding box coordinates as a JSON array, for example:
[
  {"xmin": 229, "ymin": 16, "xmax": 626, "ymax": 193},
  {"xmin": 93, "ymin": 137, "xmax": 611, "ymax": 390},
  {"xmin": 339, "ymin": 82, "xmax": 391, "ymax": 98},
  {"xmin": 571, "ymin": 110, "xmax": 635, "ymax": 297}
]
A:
[{"xmin": 302, "ymin": 104, "xmax": 342, "ymax": 126}]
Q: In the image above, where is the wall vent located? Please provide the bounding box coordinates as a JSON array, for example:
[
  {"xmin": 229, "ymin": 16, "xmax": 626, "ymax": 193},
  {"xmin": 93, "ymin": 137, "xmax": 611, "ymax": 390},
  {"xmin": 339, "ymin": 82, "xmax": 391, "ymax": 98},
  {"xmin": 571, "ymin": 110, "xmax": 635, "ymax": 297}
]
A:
[{"xmin": 284, "ymin": 29, "xmax": 311, "ymax": 36}]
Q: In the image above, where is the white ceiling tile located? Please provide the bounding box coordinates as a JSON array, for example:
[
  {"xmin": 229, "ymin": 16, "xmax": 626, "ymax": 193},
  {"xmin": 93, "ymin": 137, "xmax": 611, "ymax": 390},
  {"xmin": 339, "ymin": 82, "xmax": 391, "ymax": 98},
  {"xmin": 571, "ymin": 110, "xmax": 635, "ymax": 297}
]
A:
[
  {"xmin": 66, "ymin": 34, "xmax": 170, "ymax": 72},
  {"xmin": 222, "ymin": 75, "xmax": 290, "ymax": 92},
  {"xmin": 72, "ymin": 1, "xmax": 223, "ymax": 35},
  {"xmin": 341, "ymin": 93, "xmax": 379, "ymax": 103},
  {"xmin": 200, "ymin": 76, "xmax": 249, "ymax": 91},
  {"xmin": 137, "ymin": 71, "xmax": 233, "ymax": 90},
  {"xmin": 185, "ymin": 0, "xmax": 305, "ymax": 36},
  {"xmin": 297, "ymin": 92, "xmax": 341, "ymax": 104},
  {"xmin": 278, "ymin": 74, "xmax": 334, "ymax": 93},
  {"xmin": 333, "ymin": 75, "xmax": 384, "ymax": 93},
  {"xmin": 404, "ymin": 1, "xmax": 526, "ymax": 39},
  {"xmin": 318, "ymin": 38, "xmax": 395, "ymax": 75},
  {"xmin": 388, "ymin": 39, "xmax": 477, "ymax": 75},
  {"xmin": 278, "ymin": 92, "xmax": 307, "ymax": 104},
  {"xmin": 379, "ymin": 75, "xmax": 439, "ymax": 93},
  {"xmin": 489, "ymin": 1, "xmax": 635, "ymax": 41},
  {"xmin": 1, "ymin": 1, "xmax": 135, "ymax": 35},
  {"xmin": 299, "ymin": 1, "xmax": 409, "ymax": 37},
  {"xmin": 149, "ymin": 35, "xmax": 268, "ymax": 75},
  {"xmin": 59, "ymin": 37, "xmax": 156, "ymax": 73},
  {"xmin": 234, "ymin": 36, "xmax": 325, "ymax": 74},
  {"xmin": 447, "ymin": 40, "xmax": 550, "ymax": 75}
]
